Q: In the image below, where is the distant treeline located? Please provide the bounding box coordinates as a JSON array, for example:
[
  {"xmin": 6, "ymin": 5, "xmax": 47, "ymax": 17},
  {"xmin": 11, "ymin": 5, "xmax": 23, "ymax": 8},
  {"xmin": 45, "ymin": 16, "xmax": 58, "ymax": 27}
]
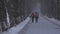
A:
[{"xmin": 40, "ymin": 0, "xmax": 60, "ymax": 20}]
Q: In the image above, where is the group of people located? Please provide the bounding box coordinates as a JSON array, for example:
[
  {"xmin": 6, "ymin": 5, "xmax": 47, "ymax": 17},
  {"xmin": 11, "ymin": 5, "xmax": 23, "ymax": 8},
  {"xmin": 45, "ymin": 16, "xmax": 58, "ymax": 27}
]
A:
[{"xmin": 30, "ymin": 12, "xmax": 39, "ymax": 23}]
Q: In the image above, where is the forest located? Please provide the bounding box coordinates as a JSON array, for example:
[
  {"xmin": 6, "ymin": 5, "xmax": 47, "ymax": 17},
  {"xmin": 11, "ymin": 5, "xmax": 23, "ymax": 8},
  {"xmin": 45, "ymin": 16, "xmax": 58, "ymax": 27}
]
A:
[{"xmin": 0, "ymin": 0, "xmax": 33, "ymax": 32}]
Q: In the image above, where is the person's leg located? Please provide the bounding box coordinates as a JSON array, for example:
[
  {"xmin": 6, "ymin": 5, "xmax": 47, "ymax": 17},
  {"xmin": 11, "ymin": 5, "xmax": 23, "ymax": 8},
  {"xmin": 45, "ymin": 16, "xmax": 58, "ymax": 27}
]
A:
[
  {"xmin": 36, "ymin": 17, "xmax": 38, "ymax": 22},
  {"xmin": 32, "ymin": 17, "xmax": 34, "ymax": 23}
]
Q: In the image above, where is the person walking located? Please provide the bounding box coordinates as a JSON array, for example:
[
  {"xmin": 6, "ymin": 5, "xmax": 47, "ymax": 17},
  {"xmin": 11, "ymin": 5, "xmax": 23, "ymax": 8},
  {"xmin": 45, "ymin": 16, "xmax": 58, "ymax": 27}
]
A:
[
  {"xmin": 35, "ymin": 12, "xmax": 39, "ymax": 22},
  {"xmin": 31, "ymin": 12, "xmax": 35, "ymax": 22},
  {"xmin": 31, "ymin": 12, "xmax": 39, "ymax": 23}
]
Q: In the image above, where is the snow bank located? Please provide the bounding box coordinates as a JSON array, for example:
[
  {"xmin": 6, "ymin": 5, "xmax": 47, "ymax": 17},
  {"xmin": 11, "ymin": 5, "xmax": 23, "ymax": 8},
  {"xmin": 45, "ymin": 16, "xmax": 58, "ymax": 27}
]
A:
[
  {"xmin": 2, "ymin": 17, "xmax": 30, "ymax": 34},
  {"xmin": 44, "ymin": 16, "xmax": 60, "ymax": 26}
]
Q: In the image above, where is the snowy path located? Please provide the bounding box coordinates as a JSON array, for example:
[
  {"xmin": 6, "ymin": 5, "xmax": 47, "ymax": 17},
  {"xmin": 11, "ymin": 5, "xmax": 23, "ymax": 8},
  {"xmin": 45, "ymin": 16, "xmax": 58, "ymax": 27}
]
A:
[{"xmin": 25, "ymin": 16, "xmax": 60, "ymax": 34}]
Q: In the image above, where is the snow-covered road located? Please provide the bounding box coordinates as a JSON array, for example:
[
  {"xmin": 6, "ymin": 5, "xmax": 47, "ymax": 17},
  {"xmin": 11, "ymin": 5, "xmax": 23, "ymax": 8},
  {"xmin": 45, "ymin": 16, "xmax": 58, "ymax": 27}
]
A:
[{"xmin": 25, "ymin": 16, "xmax": 60, "ymax": 34}]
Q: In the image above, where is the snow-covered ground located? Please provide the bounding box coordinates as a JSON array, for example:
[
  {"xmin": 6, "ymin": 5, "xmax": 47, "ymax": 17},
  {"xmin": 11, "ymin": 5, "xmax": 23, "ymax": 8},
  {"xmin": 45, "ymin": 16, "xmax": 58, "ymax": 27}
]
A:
[
  {"xmin": 1, "ymin": 15, "xmax": 60, "ymax": 34},
  {"xmin": 25, "ymin": 16, "xmax": 60, "ymax": 34},
  {"xmin": 43, "ymin": 16, "xmax": 60, "ymax": 26},
  {"xmin": 0, "ymin": 17, "xmax": 30, "ymax": 34}
]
